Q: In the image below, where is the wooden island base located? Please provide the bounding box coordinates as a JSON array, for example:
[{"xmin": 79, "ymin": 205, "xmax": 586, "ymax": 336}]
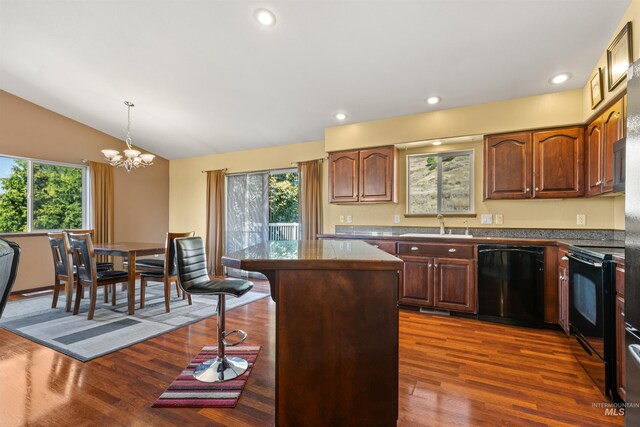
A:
[{"xmin": 222, "ymin": 240, "xmax": 403, "ymax": 427}]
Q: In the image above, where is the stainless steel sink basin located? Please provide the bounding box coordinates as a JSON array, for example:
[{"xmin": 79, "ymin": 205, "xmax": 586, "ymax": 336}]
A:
[{"xmin": 400, "ymin": 233, "xmax": 473, "ymax": 239}]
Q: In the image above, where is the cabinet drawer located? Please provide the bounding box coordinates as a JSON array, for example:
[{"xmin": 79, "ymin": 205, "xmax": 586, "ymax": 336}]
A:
[
  {"xmin": 364, "ymin": 240, "xmax": 396, "ymax": 255},
  {"xmin": 397, "ymin": 242, "xmax": 473, "ymax": 259}
]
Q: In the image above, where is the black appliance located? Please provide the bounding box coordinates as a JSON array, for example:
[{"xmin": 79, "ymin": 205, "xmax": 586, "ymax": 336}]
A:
[
  {"xmin": 625, "ymin": 58, "xmax": 640, "ymax": 425},
  {"xmin": 567, "ymin": 245, "xmax": 617, "ymax": 400},
  {"xmin": 477, "ymin": 245, "xmax": 545, "ymax": 327}
]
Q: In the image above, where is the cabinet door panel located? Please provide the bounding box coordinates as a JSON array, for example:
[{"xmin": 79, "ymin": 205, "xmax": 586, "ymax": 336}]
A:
[
  {"xmin": 399, "ymin": 257, "xmax": 433, "ymax": 307},
  {"xmin": 329, "ymin": 151, "xmax": 359, "ymax": 203},
  {"xmin": 602, "ymin": 98, "xmax": 625, "ymax": 193},
  {"xmin": 616, "ymin": 295, "xmax": 626, "ymax": 401},
  {"xmin": 433, "ymin": 258, "xmax": 476, "ymax": 313},
  {"xmin": 586, "ymin": 118, "xmax": 603, "ymax": 197},
  {"xmin": 533, "ymin": 127, "xmax": 584, "ymax": 198},
  {"xmin": 484, "ymin": 133, "xmax": 532, "ymax": 199},
  {"xmin": 359, "ymin": 147, "xmax": 395, "ymax": 202}
]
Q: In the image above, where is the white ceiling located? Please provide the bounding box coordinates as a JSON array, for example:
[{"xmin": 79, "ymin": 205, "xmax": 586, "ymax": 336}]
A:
[{"xmin": 0, "ymin": 0, "xmax": 631, "ymax": 160}]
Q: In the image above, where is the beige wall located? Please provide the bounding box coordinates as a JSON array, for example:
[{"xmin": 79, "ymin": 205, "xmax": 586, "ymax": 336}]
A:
[
  {"xmin": 324, "ymin": 140, "xmax": 621, "ymax": 232},
  {"xmin": 324, "ymin": 89, "xmax": 584, "ymax": 152},
  {"xmin": 582, "ymin": 0, "xmax": 640, "ymax": 120},
  {"xmin": 0, "ymin": 90, "xmax": 170, "ymax": 291},
  {"xmin": 170, "ymin": 140, "xmax": 326, "ymax": 239}
]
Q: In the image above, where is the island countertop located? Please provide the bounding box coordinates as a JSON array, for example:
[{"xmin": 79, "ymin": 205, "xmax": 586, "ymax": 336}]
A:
[{"xmin": 222, "ymin": 239, "xmax": 403, "ymax": 271}]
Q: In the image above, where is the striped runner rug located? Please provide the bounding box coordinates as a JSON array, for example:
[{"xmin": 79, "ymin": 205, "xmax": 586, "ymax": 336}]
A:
[{"xmin": 153, "ymin": 345, "xmax": 261, "ymax": 408}]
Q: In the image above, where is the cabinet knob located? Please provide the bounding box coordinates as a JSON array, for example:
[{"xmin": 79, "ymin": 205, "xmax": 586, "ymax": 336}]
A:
[
  {"xmin": 535, "ymin": 187, "xmax": 539, "ymax": 191},
  {"xmin": 562, "ymin": 256, "xmax": 568, "ymax": 261},
  {"xmin": 411, "ymin": 246, "xmax": 419, "ymax": 251},
  {"xmin": 428, "ymin": 263, "xmax": 432, "ymax": 268},
  {"xmin": 526, "ymin": 187, "xmax": 530, "ymax": 192},
  {"xmin": 448, "ymin": 248, "xmax": 457, "ymax": 252},
  {"xmin": 434, "ymin": 264, "xmax": 438, "ymax": 268}
]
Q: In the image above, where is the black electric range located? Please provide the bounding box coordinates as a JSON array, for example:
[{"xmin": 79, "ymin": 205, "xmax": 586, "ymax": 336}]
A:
[{"xmin": 566, "ymin": 243, "xmax": 622, "ymax": 401}]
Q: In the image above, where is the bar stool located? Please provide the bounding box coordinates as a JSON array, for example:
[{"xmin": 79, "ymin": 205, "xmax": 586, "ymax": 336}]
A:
[{"xmin": 174, "ymin": 236, "xmax": 253, "ymax": 382}]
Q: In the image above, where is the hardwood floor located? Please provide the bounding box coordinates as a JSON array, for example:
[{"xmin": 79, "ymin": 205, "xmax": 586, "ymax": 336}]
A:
[{"xmin": 0, "ymin": 282, "xmax": 624, "ymax": 426}]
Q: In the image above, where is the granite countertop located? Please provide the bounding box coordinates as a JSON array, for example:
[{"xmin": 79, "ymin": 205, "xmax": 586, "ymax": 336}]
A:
[{"xmin": 222, "ymin": 239, "xmax": 403, "ymax": 271}]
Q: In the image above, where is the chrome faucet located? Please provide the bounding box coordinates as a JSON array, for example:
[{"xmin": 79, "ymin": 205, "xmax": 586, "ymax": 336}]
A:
[
  {"xmin": 437, "ymin": 214, "xmax": 445, "ymax": 235},
  {"xmin": 463, "ymin": 220, "xmax": 469, "ymax": 235}
]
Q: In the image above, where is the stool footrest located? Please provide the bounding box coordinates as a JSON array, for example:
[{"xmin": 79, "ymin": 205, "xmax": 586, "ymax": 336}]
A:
[{"xmin": 222, "ymin": 329, "xmax": 248, "ymax": 347}]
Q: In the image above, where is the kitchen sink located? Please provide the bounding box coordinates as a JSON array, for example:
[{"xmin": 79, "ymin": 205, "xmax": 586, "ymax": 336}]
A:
[{"xmin": 400, "ymin": 233, "xmax": 473, "ymax": 238}]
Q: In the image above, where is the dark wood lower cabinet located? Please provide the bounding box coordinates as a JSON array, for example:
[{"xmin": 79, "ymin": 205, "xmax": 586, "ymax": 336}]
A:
[
  {"xmin": 399, "ymin": 257, "xmax": 433, "ymax": 307},
  {"xmin": 615, "ymin": 262, "xmax": 626, "ymax": 401},
  {"xmin": 433, "ymin": 258, "xmax": 476, "ymax": 313},
  {"xmin": 400, "ymin": 255, "xmax": 476, "ymax": 313}
]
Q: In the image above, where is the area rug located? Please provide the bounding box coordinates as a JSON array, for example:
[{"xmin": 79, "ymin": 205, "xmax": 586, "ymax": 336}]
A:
[
  {"xmin": 153, "ymin": 345, "xmax": 261, "ymax": 408},
  {"xmin": 0, "ymin": 284, "xmax": 269, "ymax": 362}
]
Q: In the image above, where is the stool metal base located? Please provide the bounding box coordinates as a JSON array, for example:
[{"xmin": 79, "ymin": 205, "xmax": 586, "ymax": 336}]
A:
[{"xmin": 192, "ymin": 356, "xmax": 249, "ymax": 383}]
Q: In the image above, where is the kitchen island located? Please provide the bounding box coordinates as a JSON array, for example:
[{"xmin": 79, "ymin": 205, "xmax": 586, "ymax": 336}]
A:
[{"xmin": 222, "ymin": 239, "xmax": 403, "ymax": 427}]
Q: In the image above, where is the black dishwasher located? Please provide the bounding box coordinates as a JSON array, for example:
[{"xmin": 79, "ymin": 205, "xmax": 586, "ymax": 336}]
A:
[{"xmin": 477, "ymin": 245, "xmax": 545, "ymax": 327}]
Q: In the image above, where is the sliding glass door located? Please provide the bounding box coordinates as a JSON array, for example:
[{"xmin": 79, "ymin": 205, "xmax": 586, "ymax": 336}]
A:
[{"xmin": 226, "ymin": 172, "xmax": 270, "ymax": 255}]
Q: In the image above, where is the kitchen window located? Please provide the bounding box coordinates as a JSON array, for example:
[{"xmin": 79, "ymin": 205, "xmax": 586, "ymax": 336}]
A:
[
  {"xmin": 406, "ymin": 150, "xmax": 474, "ymax": 215},
  {"xmin": 0, "ymin": 155, "xmax": 88, "ymax": 233}
]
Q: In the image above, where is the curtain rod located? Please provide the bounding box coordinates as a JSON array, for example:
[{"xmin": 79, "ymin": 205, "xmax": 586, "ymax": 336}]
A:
[
  {"xmin": 290, "ymin": 157, "xmax": 326, "ymax": 166},
  {"xmin": 201, "ymin": 168, "xmax": 228, "ymax": 173}
]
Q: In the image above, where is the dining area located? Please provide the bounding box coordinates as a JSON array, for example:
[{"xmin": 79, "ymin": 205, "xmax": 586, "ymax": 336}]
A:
[{"xmin": 47, "ymin": 230, "xmax": 194, "ymax": 319}]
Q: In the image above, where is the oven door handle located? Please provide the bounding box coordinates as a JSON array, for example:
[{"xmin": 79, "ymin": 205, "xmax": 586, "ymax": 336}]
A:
[{"xmin": 567, "ymin": 253, "xmax": 603, "ymax": 268}]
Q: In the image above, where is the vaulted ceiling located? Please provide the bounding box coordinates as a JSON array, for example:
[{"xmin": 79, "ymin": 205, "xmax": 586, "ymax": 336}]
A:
[{"xmin": 0, "ymin": 0, "xmax": 631, "ymax": 159}]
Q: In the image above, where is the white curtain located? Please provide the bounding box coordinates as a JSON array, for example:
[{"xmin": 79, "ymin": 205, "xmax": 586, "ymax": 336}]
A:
[{"xmin": 226, "ymin": 172, "xmax": 270, "ymax": 253}]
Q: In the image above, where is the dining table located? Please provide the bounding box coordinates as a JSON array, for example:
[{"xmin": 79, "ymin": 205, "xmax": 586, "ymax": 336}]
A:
[{"xmin": 93, "ymin": 242, "xmax": 165, "ymax": 315}]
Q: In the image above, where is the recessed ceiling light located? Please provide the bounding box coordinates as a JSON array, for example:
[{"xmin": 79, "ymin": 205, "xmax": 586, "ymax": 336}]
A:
[
  {"xmin": 426, "ymin": 96, "xmax": 441, "ymax": 105},
  {"xmin": 254, "ymin": 8, "xmax": 276, "ymax": 27},
  {"xmin": 335, "ymin": 112, "xmax": 348, "ymax": 121},
  {"xmin": 550, "ymin": 73, "xmax": 571, "ymax": 85},
  {"xmin": 432, "ymin": 141, "xmax": 442, "ymax": 146}
]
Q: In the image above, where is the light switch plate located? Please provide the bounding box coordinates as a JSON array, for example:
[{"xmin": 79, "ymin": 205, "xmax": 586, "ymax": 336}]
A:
[
  {"xmin": 339, "ymin": 215, "xmax": 345, "ymax": 223},
  {"xmin": 495, "ymin": 214, "xmax": 504, "ymax": 225},
  {"xmin": 577, "ymin": 214, "xmax": 586, "ymax": 225},
  {"xmin": 346, "ymin": 215, "xmax": 353, "ymax": 224},
  {"xmin": 481, "ymin": 214, "xmax": 493, "ymax": 225},
  {"xmin": 393, "ymin": 214, "xmax": 401, "ymax": 224}
]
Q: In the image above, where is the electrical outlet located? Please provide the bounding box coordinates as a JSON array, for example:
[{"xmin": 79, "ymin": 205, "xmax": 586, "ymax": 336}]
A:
[
  {"xmin": 346, "ymin": 215, "xmax": 353, "ymax": 224},
  {"xmin": 339, "ymin": 215, "xmax": 345, "ymax": 223},
  {"xmin": 495, "ymin": 214, "xmax": 504, "ymax": 225},
  {"xmin": 393, "ymin": 214, "xmax": 401, "ymax": 224},
  {"xmin": 481, "ymin": 214, "xmax": 493, "ymax": 225},
  {"xmin": 577, "ymin": 214, "xmax": 586, "ymax": 225}
]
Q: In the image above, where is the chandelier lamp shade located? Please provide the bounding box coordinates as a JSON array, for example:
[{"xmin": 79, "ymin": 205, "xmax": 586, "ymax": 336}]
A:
[{"xmin": 101, "ymin": 101, "xmax": 155, "ymax": 172}]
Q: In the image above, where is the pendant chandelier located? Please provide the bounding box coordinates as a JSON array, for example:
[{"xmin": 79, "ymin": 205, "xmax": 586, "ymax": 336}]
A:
[{"xmin": 101, "ymin": 101, "xmax": 155, "ymax": 172}]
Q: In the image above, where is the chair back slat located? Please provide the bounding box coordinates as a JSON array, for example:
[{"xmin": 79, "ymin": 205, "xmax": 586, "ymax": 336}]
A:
[
  {"xmin": 68, "ymin": 233, "xmax": 96, "ymax": 284},
  {"xmin": 47, "ymin": 232, "xmax": 71, "ymax": 277},
  {"xmin": 166, "ymin": 231, "xmax": 195, "ymax": 277},
  {"xmin": 174, "ymin": 237, "xmax": 210, "ymax": 292}
]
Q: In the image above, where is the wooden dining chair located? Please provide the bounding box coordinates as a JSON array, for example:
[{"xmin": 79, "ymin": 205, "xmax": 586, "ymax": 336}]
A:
[
  {"xmin": 67, "ymin": 232, "xmax": 129, "ymax": 320},
  {"xmin": 139, "ymin": 231, "xmax": 194, "ymax": 313},
  {"xmin": 64, "ymin": 229, "xmax": 114, "ymax": 272},
  {"xmin": 47, "ymin": 232, "xmax": 75, "ymax": 312}
]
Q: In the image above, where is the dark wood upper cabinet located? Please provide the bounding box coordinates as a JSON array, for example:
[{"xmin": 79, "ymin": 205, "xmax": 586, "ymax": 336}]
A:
[
  {"xmin": 586, "ymin": 95, "xmax": 626, "ymax": 197},
  {"xmin": 586, "ymin": 118, "xmax": 604, "ymax": 197},
  {"xmin": 328, "ymin": 151, "xmax": 359, "ymax": 203},
  {"xmin": 329, "ymin": 146, "xmax": 397, "ymax": 204},
  {"xmin": 485, "ymin": 127, "xmax": 584, "ymax": 200},
  {"xmin": 484, "ymin": 133, "xmax": 532, "ymax": 200},
  {"xmin": 602, "ymin": 98, "xmax": 625, "ymax": 193},
  {"xmin": 533, "ymin": 127, "xmax": 584, "ymax": 198},
  {"xmin": 359, "ymin": 147, "xmax": 396, "ymax": 202}
]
